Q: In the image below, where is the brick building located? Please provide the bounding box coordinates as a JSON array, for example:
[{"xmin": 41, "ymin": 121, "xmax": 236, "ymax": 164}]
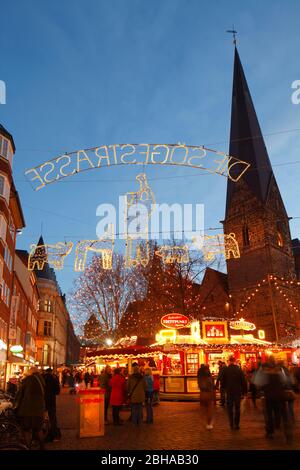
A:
[
  {"xmin": 0, "ymin": 124, "xmax": 25, "ymax": 388},
  {"xmin": 6, "ymin": 250, "xmax": 39, "ymax": 379},
  {"xmin": 221, "ymin": 47, "xmax": 300, "ymax": 341}
]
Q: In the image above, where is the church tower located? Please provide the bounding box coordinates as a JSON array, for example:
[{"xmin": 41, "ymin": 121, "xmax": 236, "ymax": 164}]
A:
[{"xmin": 223, "ymin": 47, "xmax": 299, "ymax": 341}]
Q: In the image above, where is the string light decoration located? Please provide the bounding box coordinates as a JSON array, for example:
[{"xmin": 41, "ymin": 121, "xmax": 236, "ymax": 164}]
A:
[
  {"xmin": 235, "ymin": 275, "xmax": 300, "ymax": 317},
  {"xmin": 125, "ymin": 173, "xmax": 155, "ymax": 268},
  {"xmin": 155, "ymin": 245, "xmax": 189, "ymax": 264},
  {"xmin": 192, "ymin": 233, "xmax": 240, "ymax": 261},
  {"xmin": 117, "ymin": 244, "xmax": 206, "ymax": 340},
  {"xmin": 28, "ymin": 241, "xmax": 73, "ymax": 271},
  {"xmin": 24, "ymin": 143, "xmax": 251, "ymax": 191},
  {"xmin": 74, "ymin": 224, "xmax": 114, "ymax": 272}
]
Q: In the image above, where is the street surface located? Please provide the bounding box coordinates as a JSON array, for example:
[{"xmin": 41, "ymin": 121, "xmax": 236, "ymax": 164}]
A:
[{"xmin": 46, "ymin": 389, "xmax": 300, "ymax": 450}]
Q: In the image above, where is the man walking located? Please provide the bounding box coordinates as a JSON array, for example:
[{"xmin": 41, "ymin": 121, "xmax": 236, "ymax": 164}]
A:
[
  {"xmin": 221, "ymin": 356, "xmax": 248, "ymax": 430},
  {"xmin": 43, "ymin": 368, "xmax": 61, "ymax": 442}
]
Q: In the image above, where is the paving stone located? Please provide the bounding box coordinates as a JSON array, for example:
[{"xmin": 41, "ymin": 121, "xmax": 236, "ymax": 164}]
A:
[{"xmin": 46, "ymin": 389, "xmax": 300, "ymax": 450}]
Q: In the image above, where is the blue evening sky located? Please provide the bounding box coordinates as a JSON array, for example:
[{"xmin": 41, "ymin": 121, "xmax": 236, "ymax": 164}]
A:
[{"xmin": 1, "ymin": 0, "xmax": 300, "ymax": 299}]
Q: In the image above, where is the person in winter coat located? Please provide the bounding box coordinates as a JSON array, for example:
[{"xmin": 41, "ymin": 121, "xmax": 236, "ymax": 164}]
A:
[
  {"xmin": 43, "ymin": 368, "xmax": 61, "ymax": 442},
  {"xmin": 215, "ymin": 361, "xmax": 227, "ymax": 406},
  {"xmin": 84, "ymin": 371, "xmax": 91, "ymax": 389},
  {"xmin": 221, "ymin": 356, "xmax": 248, "ymax": 430},
  {"xmin": 254, "ymin": 358, "xmax": 292, "ymax": 442},
  {"xmin": 197, "ymin": 364, "xmax": 215, "ymax": 430},
  {"xmin": 144, "ymin": 368, "xmax": 154, "ymax": 423},
  {"xmin": 109, "ymin": 368, "xmax": 126, "ymax": 425},
  {"xmin": 127, "ymin": 366, "xmax": 147, "ymax": 426},
  {"xmin": 99, "ymin": 365, "xmax": 112, "ymax": 423},
  {"xmin": 14, "ymin": 367, "xmax": 46, "ymax": 449}
]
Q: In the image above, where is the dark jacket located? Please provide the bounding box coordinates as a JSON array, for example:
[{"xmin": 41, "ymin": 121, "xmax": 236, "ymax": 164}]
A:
[
  {"xmin": 127, "ymin": 373, "xmax": 147, "ymax": 403},
  {"xmin": 261, "ymin": 367, "xmax": 287, "ymax": 401},
  {"xmin": 221, "ymin": 364, "xmax": 247, "ymax": 397},
  {"xmin": 15, "ymin": 373, "xmax": 45, "ymax": 418},
  {"xmin": 44, "ymin": 372, "xmax": 60, "ymax": 409}
]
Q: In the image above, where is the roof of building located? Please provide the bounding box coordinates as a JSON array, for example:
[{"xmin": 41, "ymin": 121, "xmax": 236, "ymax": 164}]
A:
[
  {"xmin": 226, "ymin": 47, "xmax": 274, "ymax": 215},
  {"xmin": 32, "ymin": 235, "xmax": 61, "ymax": 287},
  {"xmin": 0, "ymin": 123, "xmax": 16, "ymax": 152}
]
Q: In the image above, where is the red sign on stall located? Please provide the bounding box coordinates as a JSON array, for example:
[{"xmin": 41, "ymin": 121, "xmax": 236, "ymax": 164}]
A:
[{"xmin": 161, "ymin": 313, "xmax": 190, "ymax": 329}]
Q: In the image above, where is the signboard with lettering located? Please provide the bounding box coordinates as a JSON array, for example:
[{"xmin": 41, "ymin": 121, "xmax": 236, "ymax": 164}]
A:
[
  {"xmin": 9, "ymin": 295, "xmax": 19, "ymax": 340},
  {"xmin": 202, "ymin": 321, "xmax": 229, "ymax": 341},
  {"xmin": 161, "ymin": 314, "xmax": 190, "ymax": 329}
]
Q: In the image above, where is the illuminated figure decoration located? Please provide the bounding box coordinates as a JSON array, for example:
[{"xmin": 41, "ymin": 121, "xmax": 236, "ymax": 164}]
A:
[
  {"xmin": 28, "ymin": 241, "xmax": 73, "ymax": 271},
  {"xmin": 125, "ymin": 173, "xmax": 155, "ymax": 268},
  {"xmin": 193, "ymin": 232, "xmax": 240, "ymax": 261},
  {"xmin": 155, "ymin": 245, "xmax": 189, "ymax": 264},
  {"xmin": 74, "ymin": 224, "xmax": 114, "ymax": 272}
]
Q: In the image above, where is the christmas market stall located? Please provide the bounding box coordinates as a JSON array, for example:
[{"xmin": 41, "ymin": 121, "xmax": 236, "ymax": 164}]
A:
[{"xmin": 84, "ymin": 314, "xmax": 293, "ymax": 401}]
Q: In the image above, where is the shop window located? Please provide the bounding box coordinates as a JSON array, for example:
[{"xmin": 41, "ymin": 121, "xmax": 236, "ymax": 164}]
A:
[
  {"xmin": 186, "ymin": 353, "xmax": 199, "ymax": 375},
  {"xmin": 43, "ymin": 321, "xmax": 52, "ymax": 336},
  {"xmin": 242, "ymin": 225, "xmax": 250, "ymax": 247}
]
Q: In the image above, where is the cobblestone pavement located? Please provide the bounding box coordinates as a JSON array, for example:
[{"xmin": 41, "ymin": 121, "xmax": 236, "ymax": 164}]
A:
[{"xmin": 46, "ymin": 389, "xmax": 300, "ymax": 450}]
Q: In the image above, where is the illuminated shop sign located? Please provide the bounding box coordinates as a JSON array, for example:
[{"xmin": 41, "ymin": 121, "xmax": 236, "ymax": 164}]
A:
[
  {"xmin": 202, "ymin": 321, "xmax": 228, "ymax": 341},
  {"xmin": 161, "ymin": 314, "xmax": 190, "ymax": 329},
  {"xmin": 230, "ymin": 318, "xmax": 256, "ymax": 331}
]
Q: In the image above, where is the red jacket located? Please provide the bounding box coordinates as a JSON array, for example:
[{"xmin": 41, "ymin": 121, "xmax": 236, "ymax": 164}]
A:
[
  {"xmin": 153, "ymin": 374, "xmax": 160, "ymax": 391},
  {"xmin": 109, "ymin": 374, "xmax": 126, "ymax": 406}
]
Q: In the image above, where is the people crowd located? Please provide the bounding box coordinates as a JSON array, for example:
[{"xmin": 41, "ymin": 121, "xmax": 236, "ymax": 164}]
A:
[
  {"xmin": 197, "ymin": 355, "xmax": 300, "ymax": 443},
  {"xmin": 12, "ymin": 367, "xmax": 61, "ymax": 449},
  {"xmin": 5, "ymin": 354, "xmax": 300, "ymax": 448}
]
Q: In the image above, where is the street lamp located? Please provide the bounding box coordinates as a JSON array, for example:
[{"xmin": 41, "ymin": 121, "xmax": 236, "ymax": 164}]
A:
[{"xmin": 106, "ymin": 339, "xmax": 113, "ymax": 347}]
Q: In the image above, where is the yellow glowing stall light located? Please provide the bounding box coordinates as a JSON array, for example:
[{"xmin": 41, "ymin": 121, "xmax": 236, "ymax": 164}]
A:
[
  {"xmin": 190, "ymin": 321, "xmax": 201, "ymax": 342},
  {"xmin": 155, "ymin": 329, "xmax": 177, "ymax": 344},
  {"xmin": 258, "ymin": 330, "xmax": 265, "ymax": 340}
]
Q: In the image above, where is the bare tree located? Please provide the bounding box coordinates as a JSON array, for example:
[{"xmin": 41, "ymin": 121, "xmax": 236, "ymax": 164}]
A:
[{"xmin": 69, "ymin": 253, "xmax": 145, "ymax": 342}]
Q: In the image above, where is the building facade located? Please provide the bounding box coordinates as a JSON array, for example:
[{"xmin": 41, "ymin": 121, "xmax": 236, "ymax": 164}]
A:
[
  {"xmin": 34, "ymin": 236, "xmax": 78, "ymax": 368},
  {"xmin": 223, "ymin": 47, "xmax": 300, "ymax": 342},
  {"xmin": 0, "ymin": 124, "xmax": 25, "ymax": 388},
  {"xmin": 6, "ymin": 250, "xmax": 39, "ymax": 379}
]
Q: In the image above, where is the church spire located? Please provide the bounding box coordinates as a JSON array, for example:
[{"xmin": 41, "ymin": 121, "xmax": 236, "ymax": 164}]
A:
[{"xmin": 225, "ymin": 47, "xmax": 274, "ymax": 215}]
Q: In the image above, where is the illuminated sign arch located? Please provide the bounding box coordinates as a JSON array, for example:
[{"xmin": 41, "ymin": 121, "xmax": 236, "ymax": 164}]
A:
[{"xmin": 25, "ymin": 143, "xmax": 250, "ymax": 191}]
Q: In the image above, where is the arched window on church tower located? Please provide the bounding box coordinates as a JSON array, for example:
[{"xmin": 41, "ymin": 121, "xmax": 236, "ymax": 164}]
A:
[
  {"xmin": 276, "ymin": 221, "xmax": 284, "ymax": 247},
  {"xmin": 242, "ymin": 225, "xmax": 250, "ymax": 247}
]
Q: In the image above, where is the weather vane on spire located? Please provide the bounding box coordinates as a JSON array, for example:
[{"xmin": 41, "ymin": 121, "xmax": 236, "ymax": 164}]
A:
[{"xmin": 226, "ymin": 25, "xmax": 237, "ymax": 45}]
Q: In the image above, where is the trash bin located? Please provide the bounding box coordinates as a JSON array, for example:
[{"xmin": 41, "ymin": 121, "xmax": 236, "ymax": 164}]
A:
[{"xmin": 77, "ymin": 387, "xmax": 105, "ymax": 438}]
